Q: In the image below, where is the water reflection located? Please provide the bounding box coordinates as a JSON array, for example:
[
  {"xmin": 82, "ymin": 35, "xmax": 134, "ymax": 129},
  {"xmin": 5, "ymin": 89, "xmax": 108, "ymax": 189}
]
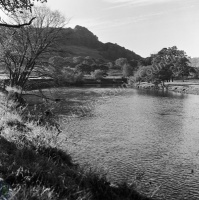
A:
[{"xmin": 135, "ymin": 88, "xmax": 188, "ymax": 99}]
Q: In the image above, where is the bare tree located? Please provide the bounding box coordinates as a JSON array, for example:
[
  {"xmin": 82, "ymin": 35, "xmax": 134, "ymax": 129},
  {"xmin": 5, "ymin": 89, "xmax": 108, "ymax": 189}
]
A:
[
  {"xmin": 0, "ymin": 6, "xmax": 66, "ymax": 91},
  {"xmin": 0, "ymin": 0, "xmax": 47, "ymax": 27}
]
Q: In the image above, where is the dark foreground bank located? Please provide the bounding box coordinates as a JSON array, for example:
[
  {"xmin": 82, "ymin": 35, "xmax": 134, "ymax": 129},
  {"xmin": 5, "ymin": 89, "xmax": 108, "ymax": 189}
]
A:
[{"xmin": 0, "ymin": 100, "xmax": 152, "ymax": 200}]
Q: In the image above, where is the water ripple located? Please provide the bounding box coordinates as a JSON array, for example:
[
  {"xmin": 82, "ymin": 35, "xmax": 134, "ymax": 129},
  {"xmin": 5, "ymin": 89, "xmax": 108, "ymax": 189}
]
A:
[{"xmin": 32, "ymin": 87, "xmax": 199, "ymax": 200}]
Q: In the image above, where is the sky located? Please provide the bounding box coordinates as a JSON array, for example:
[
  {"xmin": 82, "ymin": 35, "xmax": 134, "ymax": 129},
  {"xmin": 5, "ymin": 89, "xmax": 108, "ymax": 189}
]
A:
[{"xmin": 40, "ymin": 0, "xmax": 199, "ymax": 58}]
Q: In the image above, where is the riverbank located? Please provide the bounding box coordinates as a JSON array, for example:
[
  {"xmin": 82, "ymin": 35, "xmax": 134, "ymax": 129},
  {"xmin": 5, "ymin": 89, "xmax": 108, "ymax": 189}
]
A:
[
  {"xmin": 132, "ymin": 80, "xmax": 199, "ymax": 95},
  {"xmin": 0, "ymin": 76, "xmax": 127, "ymax": 91},
  {"xmin": 0, "ymin": 99, "xmax": 152, "ymax": 200}
]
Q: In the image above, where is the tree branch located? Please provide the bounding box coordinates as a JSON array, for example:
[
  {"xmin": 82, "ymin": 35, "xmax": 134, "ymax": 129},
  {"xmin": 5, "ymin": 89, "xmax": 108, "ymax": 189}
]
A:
[{"xmin": 0, "ymin": 17, "xmax": 36, "ymax": 28}]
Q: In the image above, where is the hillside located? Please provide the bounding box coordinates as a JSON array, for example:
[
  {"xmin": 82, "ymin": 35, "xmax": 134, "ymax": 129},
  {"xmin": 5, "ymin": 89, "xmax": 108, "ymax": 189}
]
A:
[{"xmin": 55, "ymin": 25, "xmax": 142, "ymax": 62}]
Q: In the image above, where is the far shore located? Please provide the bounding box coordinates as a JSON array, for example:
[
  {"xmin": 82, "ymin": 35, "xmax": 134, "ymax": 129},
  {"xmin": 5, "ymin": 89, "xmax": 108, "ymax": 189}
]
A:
[
  {"xmin": 2, "ymin": 75, "xmax": 199, "ymax": 96},
  {"xmin": 133, "ymin": 79, "xmax": 199, "ymax": 95},
  {"xmin": 0, "ymin": 76, "xmax": 128, "ymax": 91}
]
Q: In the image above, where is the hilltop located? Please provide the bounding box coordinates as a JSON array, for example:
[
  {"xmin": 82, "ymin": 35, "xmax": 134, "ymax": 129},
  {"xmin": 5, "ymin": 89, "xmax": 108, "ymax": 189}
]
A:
[{"xmin": 55, "ymin": 25, "xmax": 142, "ymax": 62}]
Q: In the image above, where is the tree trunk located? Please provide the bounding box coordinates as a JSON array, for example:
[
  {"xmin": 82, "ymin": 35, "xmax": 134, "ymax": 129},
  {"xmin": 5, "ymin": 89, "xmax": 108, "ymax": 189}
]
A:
[{"xmin": 182, "ymin": 75, "xmax": 184, "ymax": 82}]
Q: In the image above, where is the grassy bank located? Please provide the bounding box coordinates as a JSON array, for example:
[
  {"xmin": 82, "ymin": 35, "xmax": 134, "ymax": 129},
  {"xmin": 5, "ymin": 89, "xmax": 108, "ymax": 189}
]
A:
[{"xmin": 0, "ymin": 98, "xmax": 153, "ymax": 200}]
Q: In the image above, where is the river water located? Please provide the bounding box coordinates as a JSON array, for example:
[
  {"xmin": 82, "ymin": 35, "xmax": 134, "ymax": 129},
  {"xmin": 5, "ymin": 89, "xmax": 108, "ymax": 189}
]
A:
[{"xmin": 28, "ymin": 87, "xmax": 199, "ymax": 199}]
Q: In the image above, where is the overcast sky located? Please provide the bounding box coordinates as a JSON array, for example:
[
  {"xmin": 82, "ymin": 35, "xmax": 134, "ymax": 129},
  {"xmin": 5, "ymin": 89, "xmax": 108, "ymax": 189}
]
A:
[{"xmin": 43, "ymin": 0, "xmax": 199, "ymax": 58}]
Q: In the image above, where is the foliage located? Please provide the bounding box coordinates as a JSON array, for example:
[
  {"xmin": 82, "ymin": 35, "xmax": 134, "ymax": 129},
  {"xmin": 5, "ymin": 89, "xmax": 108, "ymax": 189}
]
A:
[
  {"xmin": 109, "ymin": 64, "xmax": 121, "ymax": 70},
  {"xmin": 139, "ymin": 57, "xmax": 152, "ymax": 66},
  {"xmin": 190, "ymin": 67, "xmax": 199, "ymax": 78},
  {"xmin": 0, "ymin": 6, "xmax": 66, "ymax": 90},
  {"xmin": 0, "ymin": 0, "xmax": 47, "ymax": 28},
  {"xmin": 57, "ymin": 25, "xmax": 142, "ymax": 61},
  {"xmin": 151, "ymin": 46, "xmax": 191, "ymax": 82},
  {"xmin": 106, "ymin": 62, "xmax": 114, "ymax": 69},
  {"xmin": 133, "ymin": 46, "xmax": 191, "ymax": 84},
  {"xmin": 39, "ymin": 56, "xmax": 83, "ymax": 85},
  {"xmin": 122, "ymin": 64, "xmax": 133, "ymax": 77},
  {"xmin": 91, "ymin": 69, "xmax": 105, "ymax": 80},
  {"xmin": 115, "ymin": 58, "xmax": 133, "ymax": 77},
  {"xmin": 61, "ymin": 67, "xmax": 83, "ymax": 83},
  {"xmin": 132, "ymin": 65, "xmax": 153, "ymax": 82},
  {"xmin": 190, "ymin": 57, "xmax": 199, "ymax": 68},
  {"xmin": 0, "ymin": 0, "xmax": 46, "ymax": 13},
  {"xmin": 48, "ymin": 56, "xmax": 68, "ymax": 69},
  {"xmin": 92, "ymin": 64, "xmax": 109, "ymax": 74},
  {"xmin": 38, "ymin": 55, "xmax": 110, "ymax": 84},
  {"xmin": 101, "ymin": 42, "xmax": 141, "ymax": 61},
  {"xmin": 129, "ymin": 59, "xmax": 139, "ymax": 71},
  {"xmin": 115, "ymin": 58, "xmax": 128, "ymax": 67},
  {"xmin": 75, "ymin": 63, "xmax": 94, "ymax": 74},
  {"xmin": 83, "ymin": 56, "xmax": 96, "ymax": 65},
  {"xmin": 74, "ymin": 58, "xmax": 109, "ymax": 75},
  {"xmin": 173, "ymin": 57, "xmax": 190, "ymax": 79},
  {"xmin": 73, "ymin": 56, "xmax": 85, "ymax": 64},
  {"xmin": 95, "ymin": 58, "xmax": 106, "ymax": 65}
]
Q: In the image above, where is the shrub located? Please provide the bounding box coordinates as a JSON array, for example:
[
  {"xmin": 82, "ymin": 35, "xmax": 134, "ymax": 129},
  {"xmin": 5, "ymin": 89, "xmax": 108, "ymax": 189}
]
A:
[{"xmin": 91, "ymin": 69, "xmax": 105, "ymax": 80}]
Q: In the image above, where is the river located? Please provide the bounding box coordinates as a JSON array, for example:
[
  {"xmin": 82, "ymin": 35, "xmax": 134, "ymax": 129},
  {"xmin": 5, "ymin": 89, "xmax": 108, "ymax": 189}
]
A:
[{"xmin": 27, "ymin": 87, "xmax": 199, "ymax": 200}]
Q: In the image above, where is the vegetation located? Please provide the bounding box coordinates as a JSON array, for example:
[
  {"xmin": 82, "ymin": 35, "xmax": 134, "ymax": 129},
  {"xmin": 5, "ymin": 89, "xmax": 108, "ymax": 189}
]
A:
[
  {"xmin": 56, "ymin": 25, "xmax": 142, "ymax": 61},
  {"xmin": 38, "ymin": 56, "xmax": 83, "ymax": 85},
  {"xmin": 190, "ymin": 57, "xmax": 199, "ymax": 68},
  {"xmin": 132, "ymin": 46, "xmax": 195, "ymax": 85},
  {"xmin": 114, "ymin": 58, "xmax": 136, "ymax": 77},
  {"xmin": 76, "ymin": 63, "xmax": 94, "ymax": 75},
  {"xmin": 91, "ymin": 69, "xmax": 105, "ymax": 80},
  {"xmin": 0, "ymin": 6, "xmax": 65, "ymax": 92},
  {"xmin": 35, "ymin": 54, "xmax": 133, "ymax": 85},
  {"xmin": 0, "ymin": 0, "xmax": 47, "ymax": 28}
]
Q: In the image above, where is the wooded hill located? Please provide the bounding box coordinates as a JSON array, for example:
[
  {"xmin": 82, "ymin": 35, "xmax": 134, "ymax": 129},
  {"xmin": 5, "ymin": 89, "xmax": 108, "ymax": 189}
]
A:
[{"xmin": 55, "ymin": 25, "xmax": 142, "ymax": 62}]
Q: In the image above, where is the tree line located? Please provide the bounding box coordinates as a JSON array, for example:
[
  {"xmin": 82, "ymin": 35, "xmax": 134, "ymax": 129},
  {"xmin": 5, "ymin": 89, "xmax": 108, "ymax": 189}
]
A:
[
  {"xmin": 133, "ymin": 46, "xmax": 195, "ymax": 84},
  {"xmin": 113, "ymin": 47, "xmax": 196, "ymax": 85}
]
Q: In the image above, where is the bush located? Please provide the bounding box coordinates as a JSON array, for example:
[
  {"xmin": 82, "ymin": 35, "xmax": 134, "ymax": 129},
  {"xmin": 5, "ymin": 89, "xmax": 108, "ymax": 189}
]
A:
[{"xmin": 91, "ymin": 69, "xmax": 105, "ymax": 80}]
